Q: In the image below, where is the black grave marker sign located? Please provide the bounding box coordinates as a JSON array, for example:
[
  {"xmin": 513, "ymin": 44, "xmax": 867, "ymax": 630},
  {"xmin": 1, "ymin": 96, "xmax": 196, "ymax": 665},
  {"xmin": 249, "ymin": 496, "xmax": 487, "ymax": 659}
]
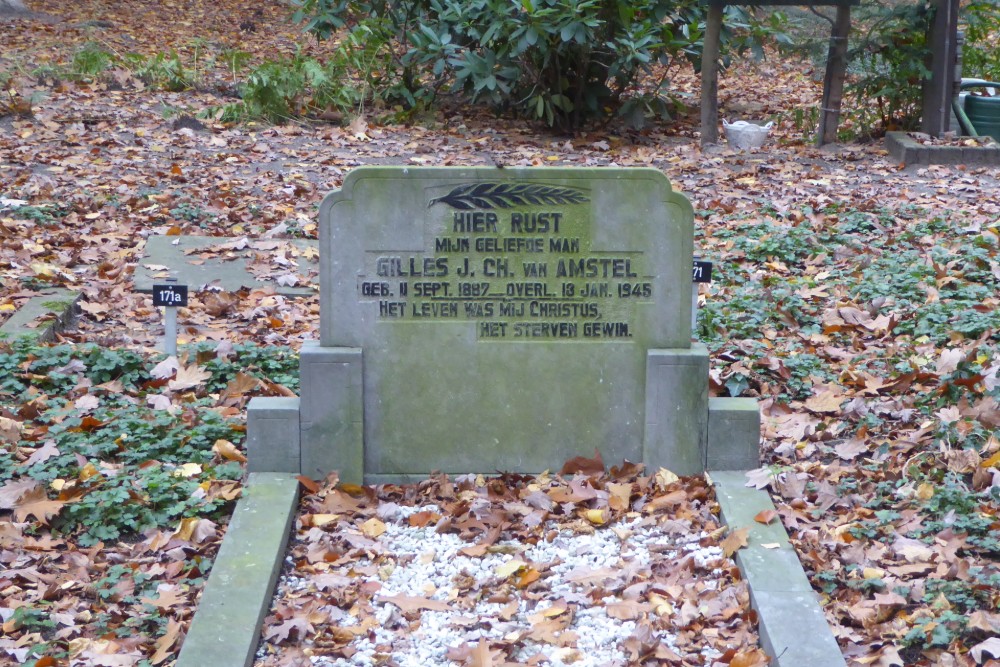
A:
[{"xmin": 153, "ymin": 283, "xmax": 189, "ymax": 307}]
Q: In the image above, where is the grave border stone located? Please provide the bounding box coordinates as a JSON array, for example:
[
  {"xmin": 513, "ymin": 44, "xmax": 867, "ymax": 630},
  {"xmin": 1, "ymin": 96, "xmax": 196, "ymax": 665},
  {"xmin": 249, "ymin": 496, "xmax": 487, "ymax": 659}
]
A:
[
  {"xmin": 173, "ymin": 474, "xmax": 850, "ymax": 667},
  {"xmin": 0, "ymin": 288, "xmax": 80, "ymax": 342}
]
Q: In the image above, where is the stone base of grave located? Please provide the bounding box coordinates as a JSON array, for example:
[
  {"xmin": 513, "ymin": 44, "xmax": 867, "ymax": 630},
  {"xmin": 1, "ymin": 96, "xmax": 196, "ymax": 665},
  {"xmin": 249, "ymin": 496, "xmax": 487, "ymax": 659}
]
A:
[
  {"xmin": 247, "ymin": 342, "xmax": 759, "ymax": 483},
  {"xmin": 245, "ymin": 167, "xmax": 761, "ymax": 482}
]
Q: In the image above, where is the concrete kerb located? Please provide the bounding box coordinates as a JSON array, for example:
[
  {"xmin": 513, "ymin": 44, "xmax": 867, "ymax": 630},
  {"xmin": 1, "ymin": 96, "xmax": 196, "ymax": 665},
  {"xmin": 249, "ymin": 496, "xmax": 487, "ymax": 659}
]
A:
[
  {"xmin": 0, "ymin": 288, "xmax": 80, "ymax": 342},
  {"xmin": 711, "ymin": 470, "xmax": 847, "ymax": 667},
  {"xmin": 885, "ymin": 131, "xmax": 1000, "ymax": 166},
  {"xmin": 176, "ymin": 473, "xmax": 300, "ymax": 667}
]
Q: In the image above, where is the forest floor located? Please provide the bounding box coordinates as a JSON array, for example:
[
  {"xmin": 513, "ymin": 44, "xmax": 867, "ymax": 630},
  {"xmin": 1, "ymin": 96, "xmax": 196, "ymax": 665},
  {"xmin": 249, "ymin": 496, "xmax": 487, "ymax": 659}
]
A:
[{"xmin": 2, "ymin": 0, "xmax": 1000, "ymax": 666}]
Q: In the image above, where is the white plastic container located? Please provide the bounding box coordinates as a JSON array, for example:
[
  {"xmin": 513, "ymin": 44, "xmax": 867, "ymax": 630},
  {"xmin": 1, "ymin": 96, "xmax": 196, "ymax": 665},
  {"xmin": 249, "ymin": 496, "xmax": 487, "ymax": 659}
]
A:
[{"xmin": 722, "ymin": 119, "xmax": 773, "ymax": 151}]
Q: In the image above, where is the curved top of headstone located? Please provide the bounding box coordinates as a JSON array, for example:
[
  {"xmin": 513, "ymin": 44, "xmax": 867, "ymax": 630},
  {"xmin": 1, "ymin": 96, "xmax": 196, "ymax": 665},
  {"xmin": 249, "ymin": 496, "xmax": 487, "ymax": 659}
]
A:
[{"xmin": 320, "ymin": 165, "xmax": 692, "ymax": 218}]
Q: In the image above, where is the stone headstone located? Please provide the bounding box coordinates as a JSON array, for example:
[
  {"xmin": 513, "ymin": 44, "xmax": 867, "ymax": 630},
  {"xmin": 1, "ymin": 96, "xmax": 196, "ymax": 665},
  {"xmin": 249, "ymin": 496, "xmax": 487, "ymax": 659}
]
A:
[{"xmin": 247, "ymin": 166, "xmax": 760, "ymax": 483}]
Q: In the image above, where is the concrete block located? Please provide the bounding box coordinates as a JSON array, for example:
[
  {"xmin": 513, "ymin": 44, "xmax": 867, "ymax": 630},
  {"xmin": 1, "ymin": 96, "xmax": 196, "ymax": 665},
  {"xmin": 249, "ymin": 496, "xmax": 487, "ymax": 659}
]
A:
[
  {"xmin": 707, "ymin": 397, "xmax": 760, "ymax": 470},
  {"xmin": 247, "ymin": 397, "xmax": 301, "ymax": 473},
  {"xmin": 176, "ymin": 473, "xmax": 300, "ymax": 667},
  {"xmin": 713, "ymin": 470, "xmax": 792, "ymax": 542},
  {"xmin": 752, "ymin": 591, "xmax": 848, "ymax": 667},
  {"xmin": 643, "ymin": 344, "xmax": 708, "ymax": 475},
  {"xmin": 736, "ymin": 545, "xmax": 815, "ymax": 593},
  {"xmin": 299, "ymin": 342, "xmax": 364, "ymax": 483},
  {"xmin": 963, "ymin": 142, "xmax": 1000, "ymax": 165}
]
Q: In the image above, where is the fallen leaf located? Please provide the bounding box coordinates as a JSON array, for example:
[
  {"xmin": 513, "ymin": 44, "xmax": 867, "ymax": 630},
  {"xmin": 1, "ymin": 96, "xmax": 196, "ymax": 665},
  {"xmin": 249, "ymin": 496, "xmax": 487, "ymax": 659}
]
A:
[
  {"xmin": 0, "ymin": 479, "xmax": 38, "ymax": 508},
  {"xmin": 173, "ymin": 462, "xmax": 203, "ymax": 478},
  {"xmin": 140, "ymin": 586, "xmax": 186, "ymax": 611},
  {"xmin": 73, "ymin": 394, "xmax": 100, "ymax": 412},
  {"xmin": 753, "ymin": 509, "xmax": 778, "ymax": 524},
  {"xmin": 643, "ymin": 488, "xmax": 687, "ymax": 512},
  {"xmin": 471, "ymin": 638, "xmax": 503, "ymax": 667},
  {"xmin": 496, "ymin": 559, "xmax": 527, "ymax": 578},
  {"xmin": 12, "ymin": 485, "xmax": 66, "ymax": 524},
  {"xmin": 967, "ymin": 610, "xmax": 1000, "ymax": 634},
  {"xmin": 147, "ymin": 394, "xmax": 173, "ymax": 411},
  {"xmin": 607, "ymin": 482, "xmax": 632, "ymax": 511},
  {"xmin": 348, "ymin": 115, "xmax": 369, "ymax": 141},
  {"xmin": 937, "ymin": 406, "xmax": 961, "ymax": 424},
  {"xmin": 307, "ymin": 513, "xmax": 339, "ymax": 527},
  {"xmin": 150, "ymin": 356, "xmax": 179, "ymax": 379},
  {"xmin": 804, "ymin": 387, "xmax": 845, "ymax": 413},
  {"xmin": 360, "ymin": 517, "xmax": 386, "ymax": 538},
  {"xmin": 729, "ymin": 648, "xmax": 771, "ymax": 667},
  {"xmin": 971, "ymin": 637, "xmax": 1000, "ymax": 663},
  {"xmin": 379, "ymin": 594, "xmax": 452, "ymax": 613},
  {"xmin": 212, "ymin": 438, "xmax": 247, "ymax": 462},
  {"xmin": 834, "ymin": 438, "xmax": 868, "ymax": 460},
  {"xmin": 297, "ymin": 476, "xmax": 321, "ymax": 493},
  {"xmin": 744, "ymin": 467, "xmax": 776, "ymax": 490},
  {"xmin": 560, "ymin": 449, "xmax": 604, "ymax": 476},
  {"xmin": 167, "ymin": 364, "xmax": 211, "ymax": 391},
  {"xmin": 516, "ymin": 567, "xmax": 541, "ymax": 588},
  {"xmin": 721, "ymin": 527, "xmax": 750, "ymax": 558},
  {"xmin": 24, "ymin": 441, "xmax": 60, "ymax": 467},
  {"xmin": 407, "ymin": 510, "xmax": 440, "ymax": 527},
  {"xmin": 936, "ymin": 347, "xmax": 965, "ymax": 374},
  {"xmin": 264, "ymin": 617, "xmax": 310, "ymax": 644},
  {"xmin": 981, "ymin": 449, "xmax": 1000, "ymax": 469},
  {"xmin": 0, "ymin": 416, "xmax": 22, "ymax": 443},
  {"xmin": 892, "ymin": 536, "xmax": 934, "ymax": 563},
  {"xmin": 654, "ymin": 467, "xmax": 680, "ymax": 489},
  {"xmin": 605, "ymin": 600, "xmax": 652, "ymax": 620},
  {"xmin": 150, "ymin": 618, "xmax": 182, "ymax": 664}
]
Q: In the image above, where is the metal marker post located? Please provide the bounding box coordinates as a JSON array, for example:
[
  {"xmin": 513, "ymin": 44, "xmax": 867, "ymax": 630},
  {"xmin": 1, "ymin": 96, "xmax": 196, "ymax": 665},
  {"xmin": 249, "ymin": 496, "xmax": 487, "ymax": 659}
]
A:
[
  {"xmin": 692, "ymin": 258, "xmax": 713, "ymax": 337},
  {"xmin": 152, "ymin": 277, "xmax": 189, "ymax": 356},
  {"xmin": 164, "ymin": 304, "xmax": 177, "ymax": 356}
]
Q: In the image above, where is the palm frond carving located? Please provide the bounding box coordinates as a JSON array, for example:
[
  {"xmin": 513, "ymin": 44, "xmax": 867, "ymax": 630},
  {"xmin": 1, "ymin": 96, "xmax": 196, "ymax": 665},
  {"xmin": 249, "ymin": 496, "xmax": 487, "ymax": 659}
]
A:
[{"xmin": 429, "ymin": 183, "xmax": 589, "ymax": 210}]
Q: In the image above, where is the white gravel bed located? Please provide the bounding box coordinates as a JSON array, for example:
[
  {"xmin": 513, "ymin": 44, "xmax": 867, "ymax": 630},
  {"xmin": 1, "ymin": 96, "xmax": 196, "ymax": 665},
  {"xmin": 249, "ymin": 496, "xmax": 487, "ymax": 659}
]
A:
[{"xmin": 254, "ymin": 493, "xmax": 755, "ymax": 667}]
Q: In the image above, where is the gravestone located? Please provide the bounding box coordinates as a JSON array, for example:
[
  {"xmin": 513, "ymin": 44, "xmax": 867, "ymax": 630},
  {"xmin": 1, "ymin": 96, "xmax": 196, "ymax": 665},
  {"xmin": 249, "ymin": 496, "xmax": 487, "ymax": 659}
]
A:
[{"xmin": 248, "ymin": 167, "xmax": 759, "ymax": 483}]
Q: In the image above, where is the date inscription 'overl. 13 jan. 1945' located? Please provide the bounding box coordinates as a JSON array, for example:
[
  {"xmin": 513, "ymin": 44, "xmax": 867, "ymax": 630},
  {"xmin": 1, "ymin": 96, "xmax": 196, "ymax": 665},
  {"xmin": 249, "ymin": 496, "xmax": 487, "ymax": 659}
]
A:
[{"xmin": 356, "ymin": 182, "xmax": 652, "ymax": 341}]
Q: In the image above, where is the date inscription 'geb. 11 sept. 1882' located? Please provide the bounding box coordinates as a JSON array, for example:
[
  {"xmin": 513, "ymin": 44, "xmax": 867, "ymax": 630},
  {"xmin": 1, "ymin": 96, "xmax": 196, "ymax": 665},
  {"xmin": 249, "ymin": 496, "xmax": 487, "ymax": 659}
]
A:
[{"xmin": 357, "ymin": 182, "xmax": 652, "ymax": 341}]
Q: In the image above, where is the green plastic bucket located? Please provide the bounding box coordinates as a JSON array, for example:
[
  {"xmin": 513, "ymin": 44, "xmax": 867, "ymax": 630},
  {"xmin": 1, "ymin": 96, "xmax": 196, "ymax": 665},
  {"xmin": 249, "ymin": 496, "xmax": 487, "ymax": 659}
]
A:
[{"xmin": 965, "ymin": 94, "xmax": 1000, "ymax": 142}]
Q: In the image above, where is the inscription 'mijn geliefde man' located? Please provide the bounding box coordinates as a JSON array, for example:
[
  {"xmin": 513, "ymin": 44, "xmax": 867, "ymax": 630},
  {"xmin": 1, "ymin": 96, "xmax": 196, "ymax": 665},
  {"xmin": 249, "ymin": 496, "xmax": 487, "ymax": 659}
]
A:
[{"xmin": 357, "ymin": 181, "xmax": 651, "ymax": 340}]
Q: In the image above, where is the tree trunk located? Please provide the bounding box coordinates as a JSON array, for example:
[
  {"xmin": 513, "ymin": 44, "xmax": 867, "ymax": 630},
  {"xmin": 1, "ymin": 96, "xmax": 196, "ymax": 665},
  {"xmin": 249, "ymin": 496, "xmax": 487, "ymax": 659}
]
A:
[
  {"xmin": 700, "ymin": 1, "xmax": 724, "ymax": 145},
  {"xmin": 817, "ymin": 5, "xmax": 851, "ymax": 146},
  {"xmin": 921, "ymin": 0, "xmax": 960, "ymax": 136},
  {"xmin": 0, "ymin": 0, "xmax": 29, "ymax": 14}
]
